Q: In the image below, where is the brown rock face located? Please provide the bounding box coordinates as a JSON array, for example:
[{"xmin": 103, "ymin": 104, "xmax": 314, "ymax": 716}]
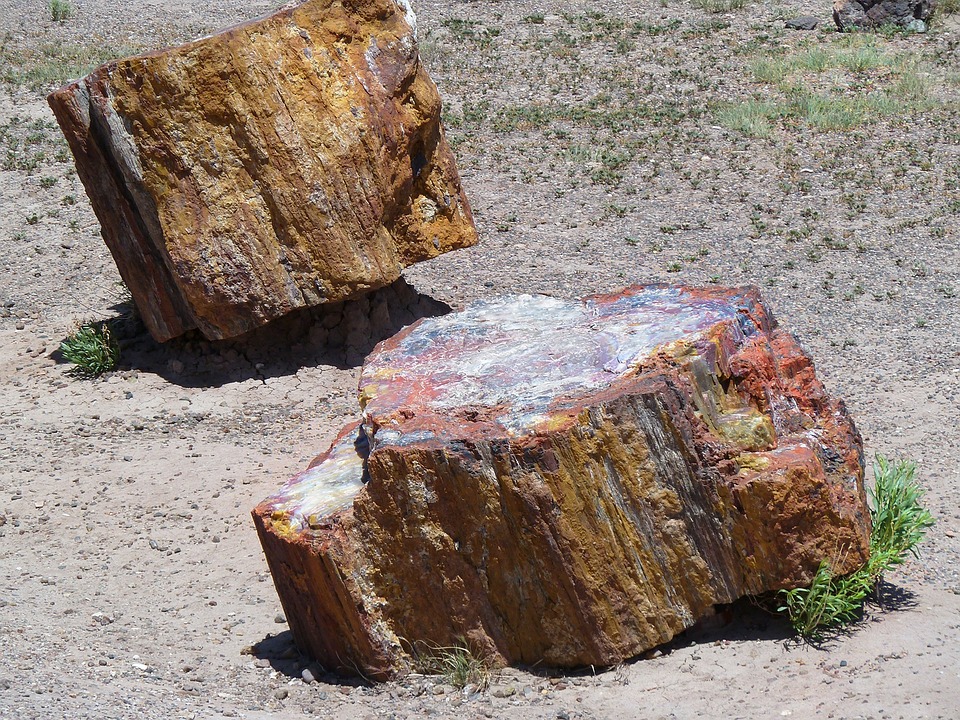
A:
[
  {"xmin": 253, "ymin": 285, "xmax": 871, "ymax": 679},
  {"xmin": 47, "ymin": 0, "xmax": 477, "ymax": 342}
]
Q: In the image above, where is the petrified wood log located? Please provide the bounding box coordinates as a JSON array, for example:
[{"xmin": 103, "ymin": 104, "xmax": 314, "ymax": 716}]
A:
[
  {"xmin": 47, "ymin": 0, "xmax": 476, "ymax": 342},
  {"xmin": 253, "ymin": 285, "xmax": 871, "ymax": 679}
]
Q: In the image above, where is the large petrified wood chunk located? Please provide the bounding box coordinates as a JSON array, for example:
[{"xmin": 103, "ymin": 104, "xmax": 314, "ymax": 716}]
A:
[
  {"xmin": 48, "ymin": 0, "xmax": 477, "ymax": 342},
  {"xmin": 253, "ymin": 285, "xmax": 871, "ymax": 679}
]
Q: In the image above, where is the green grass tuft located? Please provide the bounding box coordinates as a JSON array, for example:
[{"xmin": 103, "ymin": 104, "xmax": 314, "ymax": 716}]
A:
[
  {"xmin": 50, "ymin": 0, "xmax": 72, "ymax": 22},
  {"xmin": 777, "ymin": 455, "xmax": 934, "ymax": 637},
  {"xmin": 724, "ymin": 39, "xmax": 935, "ymax": 136},
  {"xmin": 0, "ymin": 37, "xmax": 136, "ymax": 90},
  {"xmin": 60, "ymin": 321, "xmax": 120, "ymax": 378},
  {"xmin": 691, "ymin": 0, "xmax": 747, "ymax": 13},
  {"xmin": 715, "ymin": 100, "xmax": 777, "ymax": 138},
  {"xmin": 411, "ymin": 640, "xmax": 491, "ymax": 690}
]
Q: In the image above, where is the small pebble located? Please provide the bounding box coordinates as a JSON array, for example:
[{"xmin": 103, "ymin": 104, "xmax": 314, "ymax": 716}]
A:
[
  {"xmin": 272, "ymin": 688, "xmax": 289, "ymax": 700},
  {"xmin": 275, "ymin": 614, "xmax": 286, "ymax": 624},
  {"xmin": 839, "ymin": 660, "xmax": 848, "ymax": 667}
]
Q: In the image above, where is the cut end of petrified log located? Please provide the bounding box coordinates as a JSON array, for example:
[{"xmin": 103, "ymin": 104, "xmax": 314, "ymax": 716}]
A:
[
  {"xmin": 47, "ymin": 0, "xmax": 477, "ymax": 342},
  {"xmin": 253, "ymin": 285, "xmax": 871, "ymax": 678}
]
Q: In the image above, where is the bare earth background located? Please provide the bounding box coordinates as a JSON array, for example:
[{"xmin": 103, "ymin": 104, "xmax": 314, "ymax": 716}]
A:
[{"xmin": 1, "ymin": 0, "xmax": 959, "ymax": 718}]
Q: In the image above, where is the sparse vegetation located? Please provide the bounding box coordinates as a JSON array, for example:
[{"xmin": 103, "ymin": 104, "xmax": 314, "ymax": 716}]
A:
[
  {"xmin": 412, "ymin": 641, "xmax": 491, "ymax": 690},
  {"xmin": 777, "ymin": 456, "xmax": 934, "ymax": 637},
  {"xmin": 716, "ymin": 99, "xmax": 777, "ymax": 138},
  {"xmin": 50, "ymin": 0, "xmax": 72, "ymax": 22},
  {"xmin": 59, "ymin": 321, "xmax": 121, "ymax": 378},
  {"xmin": 0, "ymin": 116, "xmax": 66, "ymax": 172},
  {"xmin": 720, "ymin": 38, "xmax": 935, "ymax": 136},
  {"xmin": 0, "ymin": 37, "xmax": 134, "ymax": 90},
  {"xmin": 691, "ymin": 0, "xmax": 747, "ymax": 12},
  {"xmin": 0, "ymin": 0, "xmax": 957, "ymax": 713}
]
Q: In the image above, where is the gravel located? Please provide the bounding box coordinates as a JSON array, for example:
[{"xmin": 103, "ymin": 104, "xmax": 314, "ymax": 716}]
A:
[{"xmin": 1, "ymin": 0, "xmax": 959, "ymax": 718}]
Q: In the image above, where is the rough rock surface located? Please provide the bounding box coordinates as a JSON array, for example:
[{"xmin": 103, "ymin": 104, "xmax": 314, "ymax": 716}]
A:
[
  {"xmin": 47, "ymin": 0, "xmax": 477, "ymax": 342},
  {"xmin": 785, "ymin": 15, "xmax": 821, "ymax": 29},
  {"xmin": 253, "ymin": 285, "xmax": 872, "ymax": 679},
  {"xmin": 833, "ymin": 0, "xmax": 935, "ymax": 31}
]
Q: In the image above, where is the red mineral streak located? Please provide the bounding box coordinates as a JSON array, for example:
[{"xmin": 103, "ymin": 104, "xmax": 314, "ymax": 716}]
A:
[{"xmin": 254, "ymin": 285, "xmax": 871, "ymax": 678}]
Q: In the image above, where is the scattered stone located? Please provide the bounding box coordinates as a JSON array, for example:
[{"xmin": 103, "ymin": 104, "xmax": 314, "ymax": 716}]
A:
[
  {"xmin": 833, "ymin": 0, "xmax": 934, "ymax": 31},
  {"xmin": 275, "ymin": 614, "xmax": 286, "ymax": 624},
  {"xmin": 301, "ymin": 667, "xmax": 316, "ymax": 684},
  {"xmin": 253, "ymin": 285, "xmax": 872, "ymax": 679},
  {"xmin": 47, "ymin": 0, "xmax": 477, "ymax": 343},
  {"xmin": 272, "ymin": 688, "xmax": 289, "ymax": 701},
  {"xmin": 785, "ymin": 15, "xmax": 820, "ymax": 29},
  {"xmin": 491, "ymin": 685, "xmax": 518, "ymax": 698}
]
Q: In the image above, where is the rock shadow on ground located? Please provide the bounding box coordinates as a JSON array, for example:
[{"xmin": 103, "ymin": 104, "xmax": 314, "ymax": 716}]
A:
[{"xmin": 52, "ymin": 277, "xmax": 451, "ymax": 387}]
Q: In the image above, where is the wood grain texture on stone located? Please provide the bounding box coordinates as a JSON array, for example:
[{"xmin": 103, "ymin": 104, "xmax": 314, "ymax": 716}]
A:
[
  {"xmin": 253, "ymin": 285, "xmax": 872, "ymax": 679},
  {"xmin": 47, "ymin": 0, "xmax": 476, "ymax": 342}
]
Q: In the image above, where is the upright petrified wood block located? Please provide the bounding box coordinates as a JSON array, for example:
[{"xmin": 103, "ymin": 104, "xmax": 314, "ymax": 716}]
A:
[
  {"xmin": 253, "ymin": 285, "xmax": 871, "ymax": 679},
  {"xmin": 48, "ymin": 0, "xmax": 476, "ymax": 342}
]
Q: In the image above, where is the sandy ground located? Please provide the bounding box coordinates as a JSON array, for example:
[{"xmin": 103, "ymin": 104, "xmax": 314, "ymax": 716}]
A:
[{"xmin": 1, "ymin": 0, "xmax": 959, "ymax": 718}]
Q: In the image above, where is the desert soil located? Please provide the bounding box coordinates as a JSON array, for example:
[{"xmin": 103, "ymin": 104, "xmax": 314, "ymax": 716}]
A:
[{"xmin": 1, "ymin": 0, "xmax": 959, "ymax": 718}]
